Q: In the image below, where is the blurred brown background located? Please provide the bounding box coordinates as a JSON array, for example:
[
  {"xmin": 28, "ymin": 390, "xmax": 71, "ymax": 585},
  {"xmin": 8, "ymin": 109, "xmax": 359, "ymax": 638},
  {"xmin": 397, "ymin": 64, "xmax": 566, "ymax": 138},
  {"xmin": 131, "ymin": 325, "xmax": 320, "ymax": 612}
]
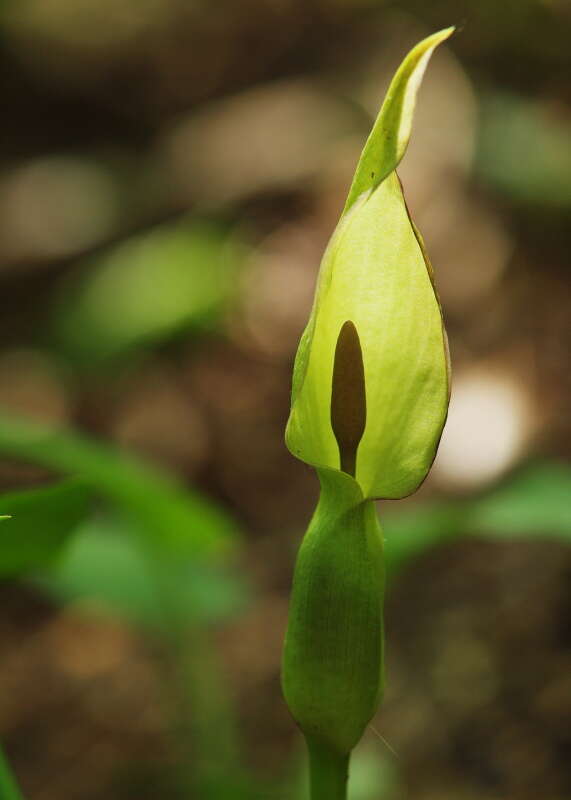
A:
[{"xmin": 0, "ymin": 0, "xmax": 570, "ymax": 798}]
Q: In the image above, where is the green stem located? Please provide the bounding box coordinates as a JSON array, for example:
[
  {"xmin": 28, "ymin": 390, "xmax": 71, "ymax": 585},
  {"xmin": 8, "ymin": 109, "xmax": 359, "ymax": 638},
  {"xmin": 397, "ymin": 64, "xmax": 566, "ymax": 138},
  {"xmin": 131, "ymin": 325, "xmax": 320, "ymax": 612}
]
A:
[
  {"xmin": 0, "ymin": 745, "xmax": 24, "ymax": 800},
  {"xmin": 306, "ymin": 737, "xmax": 349, "ymax": 800}
]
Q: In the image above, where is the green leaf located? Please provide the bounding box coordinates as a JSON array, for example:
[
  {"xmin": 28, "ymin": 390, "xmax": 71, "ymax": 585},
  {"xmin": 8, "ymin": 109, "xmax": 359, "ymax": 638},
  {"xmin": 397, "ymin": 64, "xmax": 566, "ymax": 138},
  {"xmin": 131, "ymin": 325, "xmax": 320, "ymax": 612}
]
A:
[
  {"xmin": 42, "ymin": 513, "xmax": 250, "ymax": 628},
  {"xmin": 471, "ymin": 461, "xmax": 571, "ymax": 539},
  {"xmin": 54, "ymin": 220, "xmax": 244, "ymax": 364},
  {"xmin": 382, "ymin": 501, "xmax": 468, "ymax": 577},
  {"xmin": 0, "ymin": 744, "xmax": 25, "ymax": 800},
  {"xmin": 0, "ymin": 479, "xmax": 89, "ymax": 576},
  {"xmin": 285, "ymin": 31, "xmax": 452, "ymax": 499},
  {"xmin": 0, "ymin": 419, "xmax": 245, "ymax": 791},
  {"xmin": 0, "ymin": 414, "xmax": 236, "ymax": 559},
  {"xmin": 477, "ymin": 91, "xmax": 571, "ymax": 211},
  {"xmin": 382, "ymin": 462, "xmax": 571, "ymax": 578}
]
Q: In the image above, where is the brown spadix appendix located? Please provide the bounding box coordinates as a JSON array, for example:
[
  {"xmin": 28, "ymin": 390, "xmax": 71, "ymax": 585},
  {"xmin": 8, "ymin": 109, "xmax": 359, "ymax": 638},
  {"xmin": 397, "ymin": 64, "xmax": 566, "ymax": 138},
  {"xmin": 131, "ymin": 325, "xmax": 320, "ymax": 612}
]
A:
[{"xmin": 281, "ymin": 27, "xmax": 453, "ymax": 800}]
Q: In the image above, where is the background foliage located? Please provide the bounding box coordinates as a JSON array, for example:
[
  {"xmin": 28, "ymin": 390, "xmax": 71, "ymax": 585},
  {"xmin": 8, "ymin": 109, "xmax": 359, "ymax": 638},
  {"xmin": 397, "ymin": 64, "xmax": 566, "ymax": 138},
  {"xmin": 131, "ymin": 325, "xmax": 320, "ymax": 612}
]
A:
[{"xmin": 0, "ymin": 1, "xmax": 569, "ymax": 798}]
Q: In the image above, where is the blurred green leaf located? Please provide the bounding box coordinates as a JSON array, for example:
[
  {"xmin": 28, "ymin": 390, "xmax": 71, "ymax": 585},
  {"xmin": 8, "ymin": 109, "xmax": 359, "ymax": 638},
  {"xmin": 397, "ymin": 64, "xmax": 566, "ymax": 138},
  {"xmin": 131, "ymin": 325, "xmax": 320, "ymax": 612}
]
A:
[
  {"xmin": 382, "ymin": 501, "xmax": 467, "ymax": 576},
  {"xmin": 349, "ymin": 745, "xmax": 400, "ymax": 800},
  {"xmin": 0, "ymin": 413, "xmax": 246, "ymax": 787},
  {"xmin": 0, "ymin": 479, "xmax": 89, "ymax": 576},
  {"xmin": 383, "ymin": 462, "xmax": 571, "ymax": 577},
  {"xmin": 54, "ymin": 220, "xmax": 245, "ymax": 364},
  {"xmin": 42, "ymin": 512, "xmax": 249, "ymax": 628},
  {"xmin": 477, "ymin": 91, "xmax": 571, "ymax": 210},
  {"xmin": 470, "ymin": 462, "xmax": 571, "ymax": 539},
  {"xmin": 0, "ymin": 744, "xmax": 24, "ymax": 800},
  {"xmin": 0, "ymin": 414, "xmax": 236, "ymax": 560}
]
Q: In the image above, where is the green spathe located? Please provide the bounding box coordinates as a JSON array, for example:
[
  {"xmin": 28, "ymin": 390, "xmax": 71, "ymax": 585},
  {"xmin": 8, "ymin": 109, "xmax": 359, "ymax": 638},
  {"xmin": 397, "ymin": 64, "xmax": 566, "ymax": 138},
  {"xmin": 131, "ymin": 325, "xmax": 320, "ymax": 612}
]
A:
[{"xmin": 285, "ymin": 28, "xmax": 452, "ymax": 499}]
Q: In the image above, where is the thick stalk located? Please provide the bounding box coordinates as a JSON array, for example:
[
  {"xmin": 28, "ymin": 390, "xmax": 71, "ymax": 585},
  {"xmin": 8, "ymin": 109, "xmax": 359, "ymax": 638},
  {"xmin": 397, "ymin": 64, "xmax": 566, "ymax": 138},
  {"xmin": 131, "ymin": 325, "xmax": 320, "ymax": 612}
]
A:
[{"xmin": 307, "ymin": 737, "xmax": 349, "ymax": 800}]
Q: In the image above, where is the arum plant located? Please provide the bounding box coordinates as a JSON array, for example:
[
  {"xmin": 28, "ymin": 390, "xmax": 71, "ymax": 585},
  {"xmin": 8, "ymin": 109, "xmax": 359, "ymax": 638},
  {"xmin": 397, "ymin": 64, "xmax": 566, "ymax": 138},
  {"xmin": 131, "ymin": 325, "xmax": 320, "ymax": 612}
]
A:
[{"xmin": 281, "ymin": 28, "xmax": 453, "ymax": 799}]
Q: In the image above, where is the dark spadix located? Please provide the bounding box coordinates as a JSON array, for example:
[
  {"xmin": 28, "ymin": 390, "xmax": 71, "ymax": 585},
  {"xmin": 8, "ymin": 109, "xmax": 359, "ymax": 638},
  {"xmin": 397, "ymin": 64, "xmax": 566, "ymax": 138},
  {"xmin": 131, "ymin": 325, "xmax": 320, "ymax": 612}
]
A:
[{"xmin": 330, "ymin": 320, "xmax": 366, "ymax": 478}]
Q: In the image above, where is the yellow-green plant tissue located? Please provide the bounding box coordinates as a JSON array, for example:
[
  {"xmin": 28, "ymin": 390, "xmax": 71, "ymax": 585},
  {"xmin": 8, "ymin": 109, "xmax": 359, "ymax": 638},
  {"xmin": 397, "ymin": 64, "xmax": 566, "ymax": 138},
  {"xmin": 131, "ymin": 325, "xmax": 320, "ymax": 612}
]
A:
[
  {"xmin": 285, "ymin": 27, "xmax": 452, "ymax": 500},
  {"xmin": 282, "ymin": 28, "xmax": 453, "ymax": 797}
]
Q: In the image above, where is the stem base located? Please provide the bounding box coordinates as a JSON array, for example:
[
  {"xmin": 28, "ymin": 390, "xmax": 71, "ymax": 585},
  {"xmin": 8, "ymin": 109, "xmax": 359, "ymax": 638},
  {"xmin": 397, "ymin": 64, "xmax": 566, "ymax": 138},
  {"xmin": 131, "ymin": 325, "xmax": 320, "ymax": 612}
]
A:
[{"xmin": 306, "ymin": 737, "xmax": 349, "ymax": 800}]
